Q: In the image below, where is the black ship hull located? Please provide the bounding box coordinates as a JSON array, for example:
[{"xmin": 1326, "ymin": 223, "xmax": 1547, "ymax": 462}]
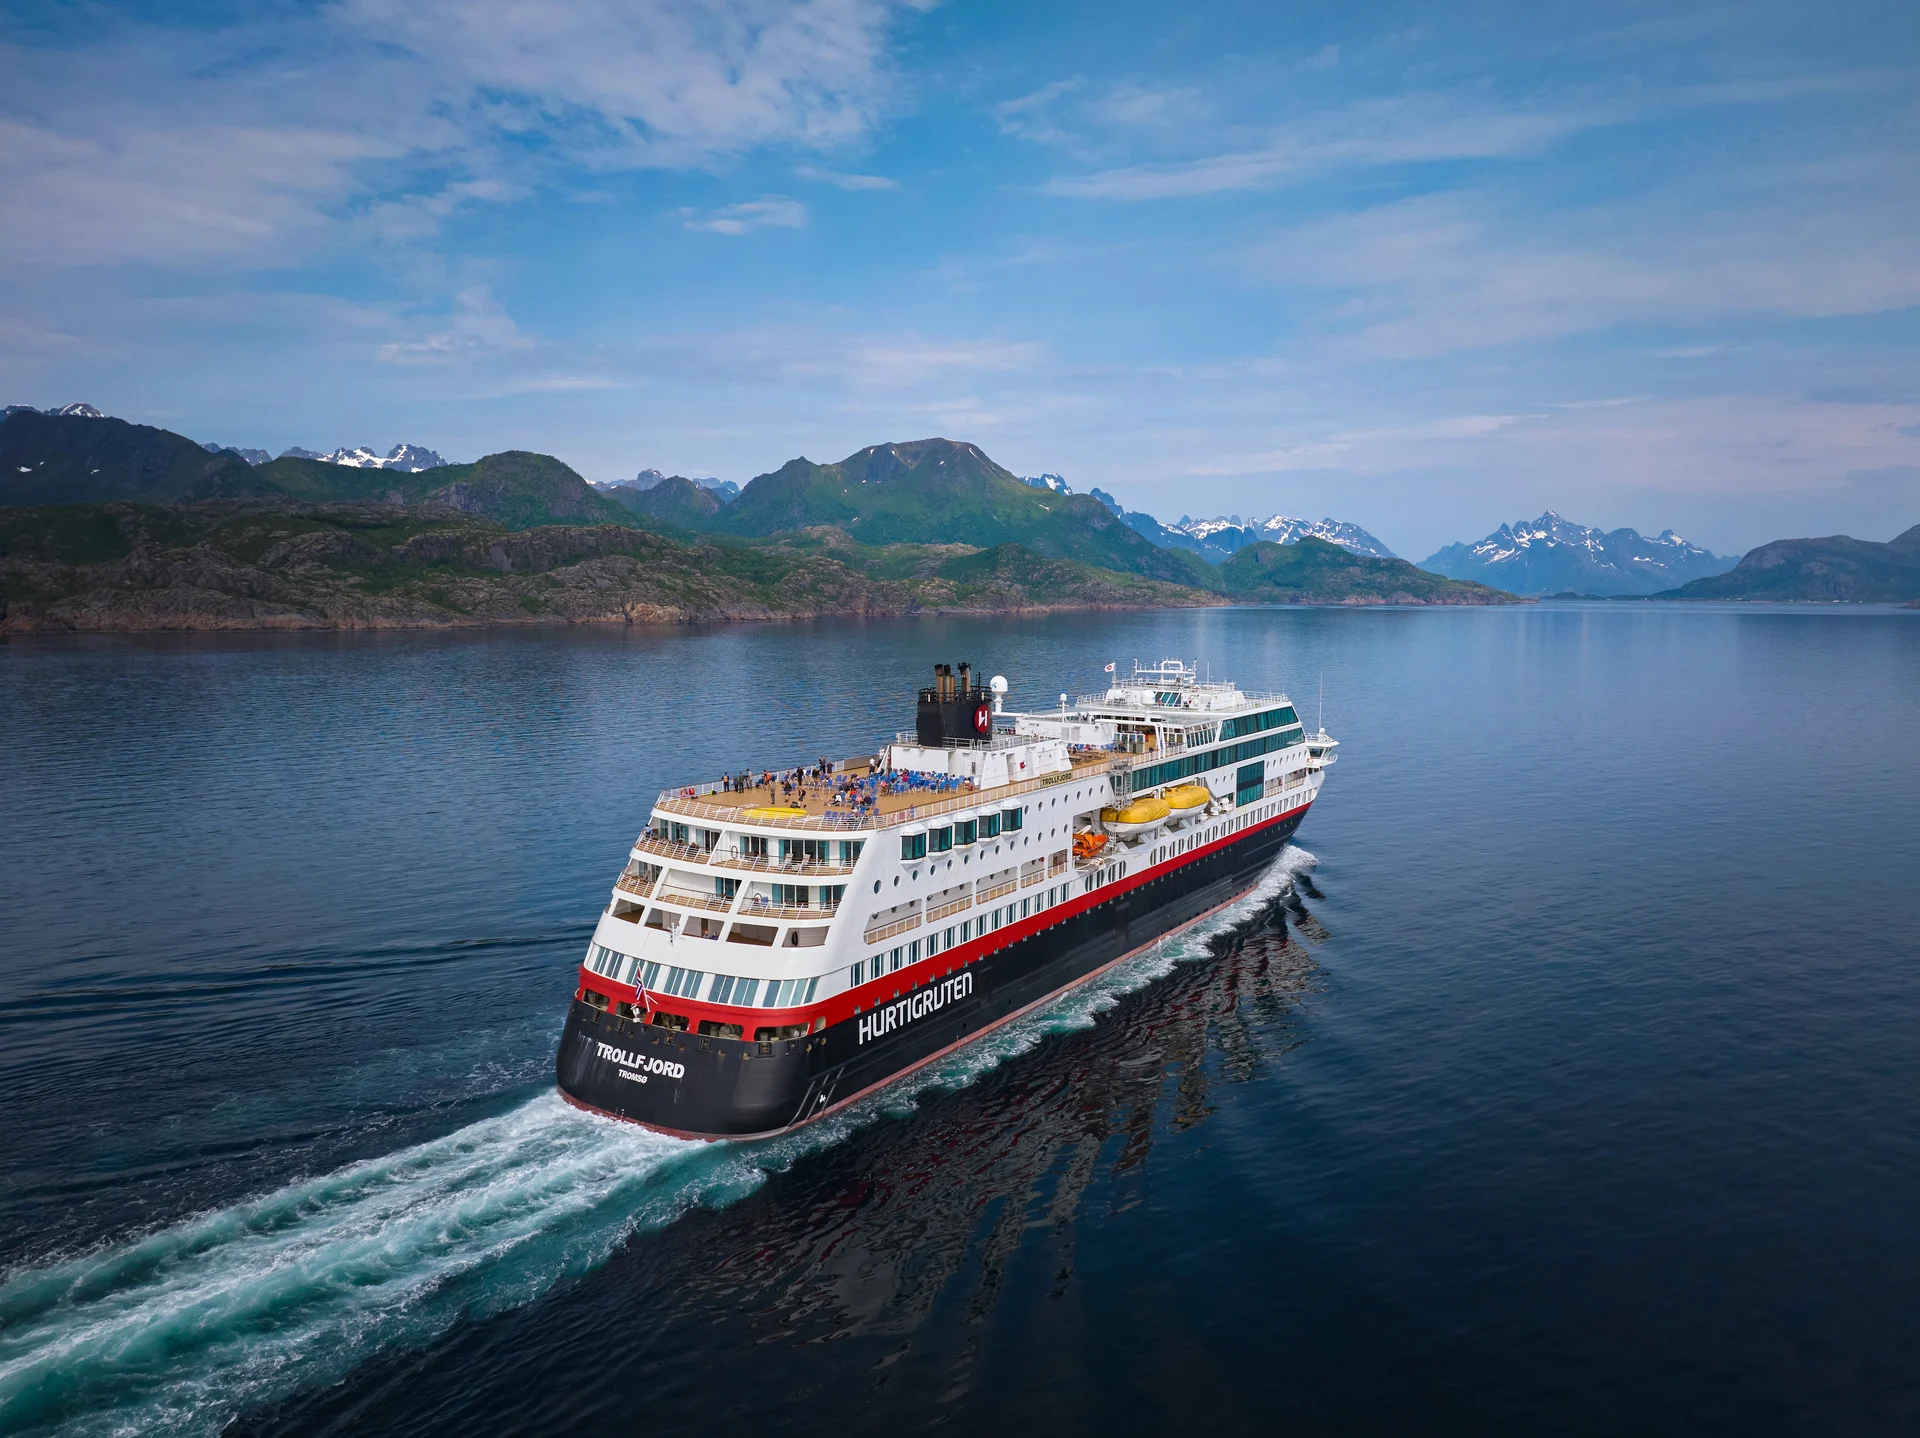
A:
[{"xmin": 555, "ymin": 807, "xmax": 1306, "ymax": 1140}]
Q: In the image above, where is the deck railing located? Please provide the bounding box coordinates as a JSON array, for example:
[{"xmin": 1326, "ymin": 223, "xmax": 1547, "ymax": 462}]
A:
[
  {"xmin": 652, "ymin": 888, "xmax": 735, "ymax": 914},
  {"xmin": 926, "ymin": 894, "xmax": 972, "ymax": 924},
  {"xmin": 633, "ymin": 835, "xmax": 712, "ymax": 863},
  {"xmin": 975, "ymin": 878, "xmax": 1018, "ymax": 905},
  {"xmin": 741, "ymin": 900, "xmax": 840, "ymax": 921},
  {"xmin": 862, "ymin": 911, "xmax": 922, "ymax": 945},
  {"xmin": 614, "ymin": 874, "xmax": 656, "ymax": 899},
  {"xmin": 710, "ymin": 853, "xmax": 855, "ymax": 878},
  {"xmin": 654, "ymin": 753, "xmax": 1113, "ymax": 833}
]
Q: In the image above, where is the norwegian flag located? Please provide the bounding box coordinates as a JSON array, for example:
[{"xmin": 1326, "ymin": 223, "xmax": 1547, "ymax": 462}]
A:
[{"xmin": 1103, "ymin": 662, "xmax": 1116, "ymax": 672}]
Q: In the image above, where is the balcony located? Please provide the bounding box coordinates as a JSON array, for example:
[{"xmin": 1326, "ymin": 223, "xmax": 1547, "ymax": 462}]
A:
[
  {"xmin": 614, "ymin": 873, "xmax": 656, "ymax": 900},
  {"xmin": 711, "ymin": 852, "xmax": 855, "ymax": 878},
  {"xmin": 975, "ymin": 878, "xmax": 1018, "ymax": 905},
  {"xmin": 740, "ymin": 899, "xmax": 841, "ymax": 921},
  {"xmin": 652, "ymin": 888, "xmax": 736, "ymax": 914},
  {"xmin": 635, "ymin": 835, "xmax": 711, "ymax": 864}
]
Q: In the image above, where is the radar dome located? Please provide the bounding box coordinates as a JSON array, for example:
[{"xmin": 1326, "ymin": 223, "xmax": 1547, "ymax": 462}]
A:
[{"xmin": 990, "ymin": 675, "xmax": 1008, "ymax": 694}]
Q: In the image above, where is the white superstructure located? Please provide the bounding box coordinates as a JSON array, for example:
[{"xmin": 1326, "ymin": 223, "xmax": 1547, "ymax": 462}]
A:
[{"xmin": 577, "ymin": 660, "xmax": 1334, "ymax": 1039}]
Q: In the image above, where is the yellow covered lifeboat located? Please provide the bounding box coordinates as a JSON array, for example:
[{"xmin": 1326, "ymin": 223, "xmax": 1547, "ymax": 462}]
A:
[
  {"xmin": 1162, "ymin": 784, "xmax": 1210, "ymax": 819},
  {"xmin": 1100, "ymin": 794, "xmax": 1171, "ymax": 839}
]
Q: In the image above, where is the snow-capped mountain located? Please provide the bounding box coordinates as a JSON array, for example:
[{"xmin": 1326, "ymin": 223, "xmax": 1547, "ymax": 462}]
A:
[
  {"xmin": 1420, "ymin": 511, "xmax": 1735, "ymax": 596},
  {"xmin": 277, "ymin": 443, "xmax": 448, "ymax": 472},
  {"xmin": 6, "ymin": 402, "xmax": 105, "ymax": 419},
  {"xmin": 1020, "ymin": 473, "xmax": 1072, "ymax": 494},
  {"xmin": 1166, "ymin": 513, "xmax": 1397, "ymax": 560}
]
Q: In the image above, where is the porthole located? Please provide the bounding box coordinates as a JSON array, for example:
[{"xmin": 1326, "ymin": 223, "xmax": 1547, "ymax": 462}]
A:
[
  {"xmin": 893, "ymin": 876, "xmax": 900, "ymax": 887},
  {"xmin": 873, "ymin": 881, "xmax": 881, "ymax": 893}
]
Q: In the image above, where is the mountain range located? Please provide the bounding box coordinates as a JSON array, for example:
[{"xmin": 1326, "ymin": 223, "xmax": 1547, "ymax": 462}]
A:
[
  {"xmin": 277, "ymin": 443, "xmax": 448, "ymax": 472},
  {"xmin": 1016, "ymin": 470, "xmax": 1395, "ymax": 564},
  {"xmin": 1421, "ymin": 511, "xmax": 1736, "ymax": 596},
  {"xmin": 0, "ymin": 411, "xmax": 1519, "ymax": 629}
]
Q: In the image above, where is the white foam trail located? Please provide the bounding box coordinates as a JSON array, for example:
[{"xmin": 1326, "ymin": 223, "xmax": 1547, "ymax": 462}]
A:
[
  {"xmin": 0, "ymin": 847, "xmax": 1316, "ymax": 1437},
  {"xmin": 0, "ymin": 1093, "xmax": 716, "ymax": 1437}
]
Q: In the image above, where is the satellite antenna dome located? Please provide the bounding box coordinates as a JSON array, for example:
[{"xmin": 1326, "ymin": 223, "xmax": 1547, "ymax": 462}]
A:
[{"xmin": 990, "ymin": 675, "xmax": 1008, "ymax": 694}]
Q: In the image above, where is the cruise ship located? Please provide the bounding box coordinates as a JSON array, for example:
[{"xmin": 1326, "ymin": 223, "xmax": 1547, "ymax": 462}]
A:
[{"xmin": 555, "ymin": 659, "xmax": 1336, "ymax": 1139}]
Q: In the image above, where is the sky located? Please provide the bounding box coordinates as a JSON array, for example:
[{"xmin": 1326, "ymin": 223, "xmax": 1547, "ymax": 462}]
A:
[{"xmin": 2, "ymin": 0, "xmax": 1916, "ymax": 560}]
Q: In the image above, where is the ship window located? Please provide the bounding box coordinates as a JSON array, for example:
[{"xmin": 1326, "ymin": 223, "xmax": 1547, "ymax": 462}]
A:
[
  {"xmin": 1003, "ymin": 807, "xmax": 1023, "ymax": 831},
  {"xmin": 697, "ymin": 1020, "xmax": 743, "ymax": 1039},
  {"xmin": 715, "ymin": 877, "xmax": 740, "ymax": 899},
  {"xmin": 640, "ymin": 961, "xmax": 663, "ymax": 989},
  {"xmin": 954, "ymin": 819, "xmax": 977, "ymax": 846},
  {"xmin": 728, "ymin": 923, "xmax": 777, "ymax": 946},
  {"xmin": 582, "ymin": 988, "xmax": 609, "ymax": 1011},
  {"xmin": 755, "ymin": 1023, "xmax": 808, "ymax": 1041},
  {"xmin": 650, "ymin": 1010, "xmax": 689, "ymax": 1031},
  {"xmin": 890, "ymin": 946, "xmax": 904, "ymax": 971},
  {"xmin": 708, "ymin": 974, "xmax": 735, "ymax": 1004},
  {"xmin": 849, "ymin": 961, "xmax": 865, "ymax": 986},
  {"xmin": 928, "ymin": 825, "xmax": 953, "ymax": 853},
  {"xmin": 908, "ymin": 941, "xmax": 921, "ymax": 963},
  {"xmin": 901, "ymin": 833, "xmax": 926, "ymax": 861}
]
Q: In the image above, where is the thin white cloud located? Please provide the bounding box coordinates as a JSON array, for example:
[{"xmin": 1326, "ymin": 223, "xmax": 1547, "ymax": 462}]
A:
[
  {"xmin": 1250, "ymin": 168, "xmax": 1920, "ymax": 358},
  {"xmin": 683, "ymin": 197, "xmax": 808, "ymax": 233},
  {"xmin": 0, "ymin": 117, "xmax": 396, "ymax": 269},
  {"xmin": 339, "ymin": 0, "xmax": 908, "ymax": 165},
  {"xmin": 795, "ymin": 164, "xmax": 898, "ymax": 189},
  {"xmin": 1042, "ymin": 97, "xmax": 1603, "ymax": 200},
  {"xmin": 0, "ymin": 0, "xmax": 914, "ymax": 273},
  {"xmin": 378, "ymin": 287, "xmax": 534, "ymax": 363}
]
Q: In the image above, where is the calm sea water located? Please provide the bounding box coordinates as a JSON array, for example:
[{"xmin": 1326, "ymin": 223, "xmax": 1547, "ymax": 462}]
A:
[{"xmin": 2, "ymin": 605, "xmax": 1917, "ymax": 1436}]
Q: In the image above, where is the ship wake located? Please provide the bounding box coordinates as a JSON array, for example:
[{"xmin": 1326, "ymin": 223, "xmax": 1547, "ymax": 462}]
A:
[{"xmin": 0, "ymin": 847, "xmax": 1317, "ymax": 1437}]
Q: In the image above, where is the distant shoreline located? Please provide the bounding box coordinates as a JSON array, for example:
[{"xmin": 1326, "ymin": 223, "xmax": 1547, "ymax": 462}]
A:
[{"xmin": 1, "ymin": 592, "xmax": 1537, "ymax": 636}]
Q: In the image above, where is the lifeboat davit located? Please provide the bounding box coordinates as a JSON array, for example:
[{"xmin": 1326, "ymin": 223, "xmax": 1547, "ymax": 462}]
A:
[
  {"xmin": 1100, "ymin": 795, "xmax": 1171, "ymax": 839},
  {"xmin": 1162, "ymin": 785, "xmax": 1210, "ymax": 819}
]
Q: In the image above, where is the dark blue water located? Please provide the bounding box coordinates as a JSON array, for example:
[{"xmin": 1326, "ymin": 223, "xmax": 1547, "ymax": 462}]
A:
[{"xmin": 2, "ymin": 606, "xmax": 1917, "ymax": 1436}]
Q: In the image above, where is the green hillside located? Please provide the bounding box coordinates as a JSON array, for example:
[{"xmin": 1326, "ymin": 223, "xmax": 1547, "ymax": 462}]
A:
[
  {"xmin": 1217, "ymin": 537, "xmax": 1522, "ymax": 604},
  {"xmin": 253, "ymin": 450, "xmax": 632, "ymax": 529},
  {"xmin": 0, "ymin": 500, "xmax": 1217, "ymax": 631},
  {"xmin": 602, "ymin": 475, "xmax": 728, "ymax": 528},
  {"xmin": 0, "ymin": 410, "xmax": 273, "ymax": 504},
  {"xmin": 1657, "ymin": 525, "xmax": 1920, "ymax": 602},
  {"xmin": 0, "ymin": 412, "xmax": 633, "ymax": 531},
  {"xmin": 710, "ymin": 438, "xmax": 1217, "ymax": 588}
]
